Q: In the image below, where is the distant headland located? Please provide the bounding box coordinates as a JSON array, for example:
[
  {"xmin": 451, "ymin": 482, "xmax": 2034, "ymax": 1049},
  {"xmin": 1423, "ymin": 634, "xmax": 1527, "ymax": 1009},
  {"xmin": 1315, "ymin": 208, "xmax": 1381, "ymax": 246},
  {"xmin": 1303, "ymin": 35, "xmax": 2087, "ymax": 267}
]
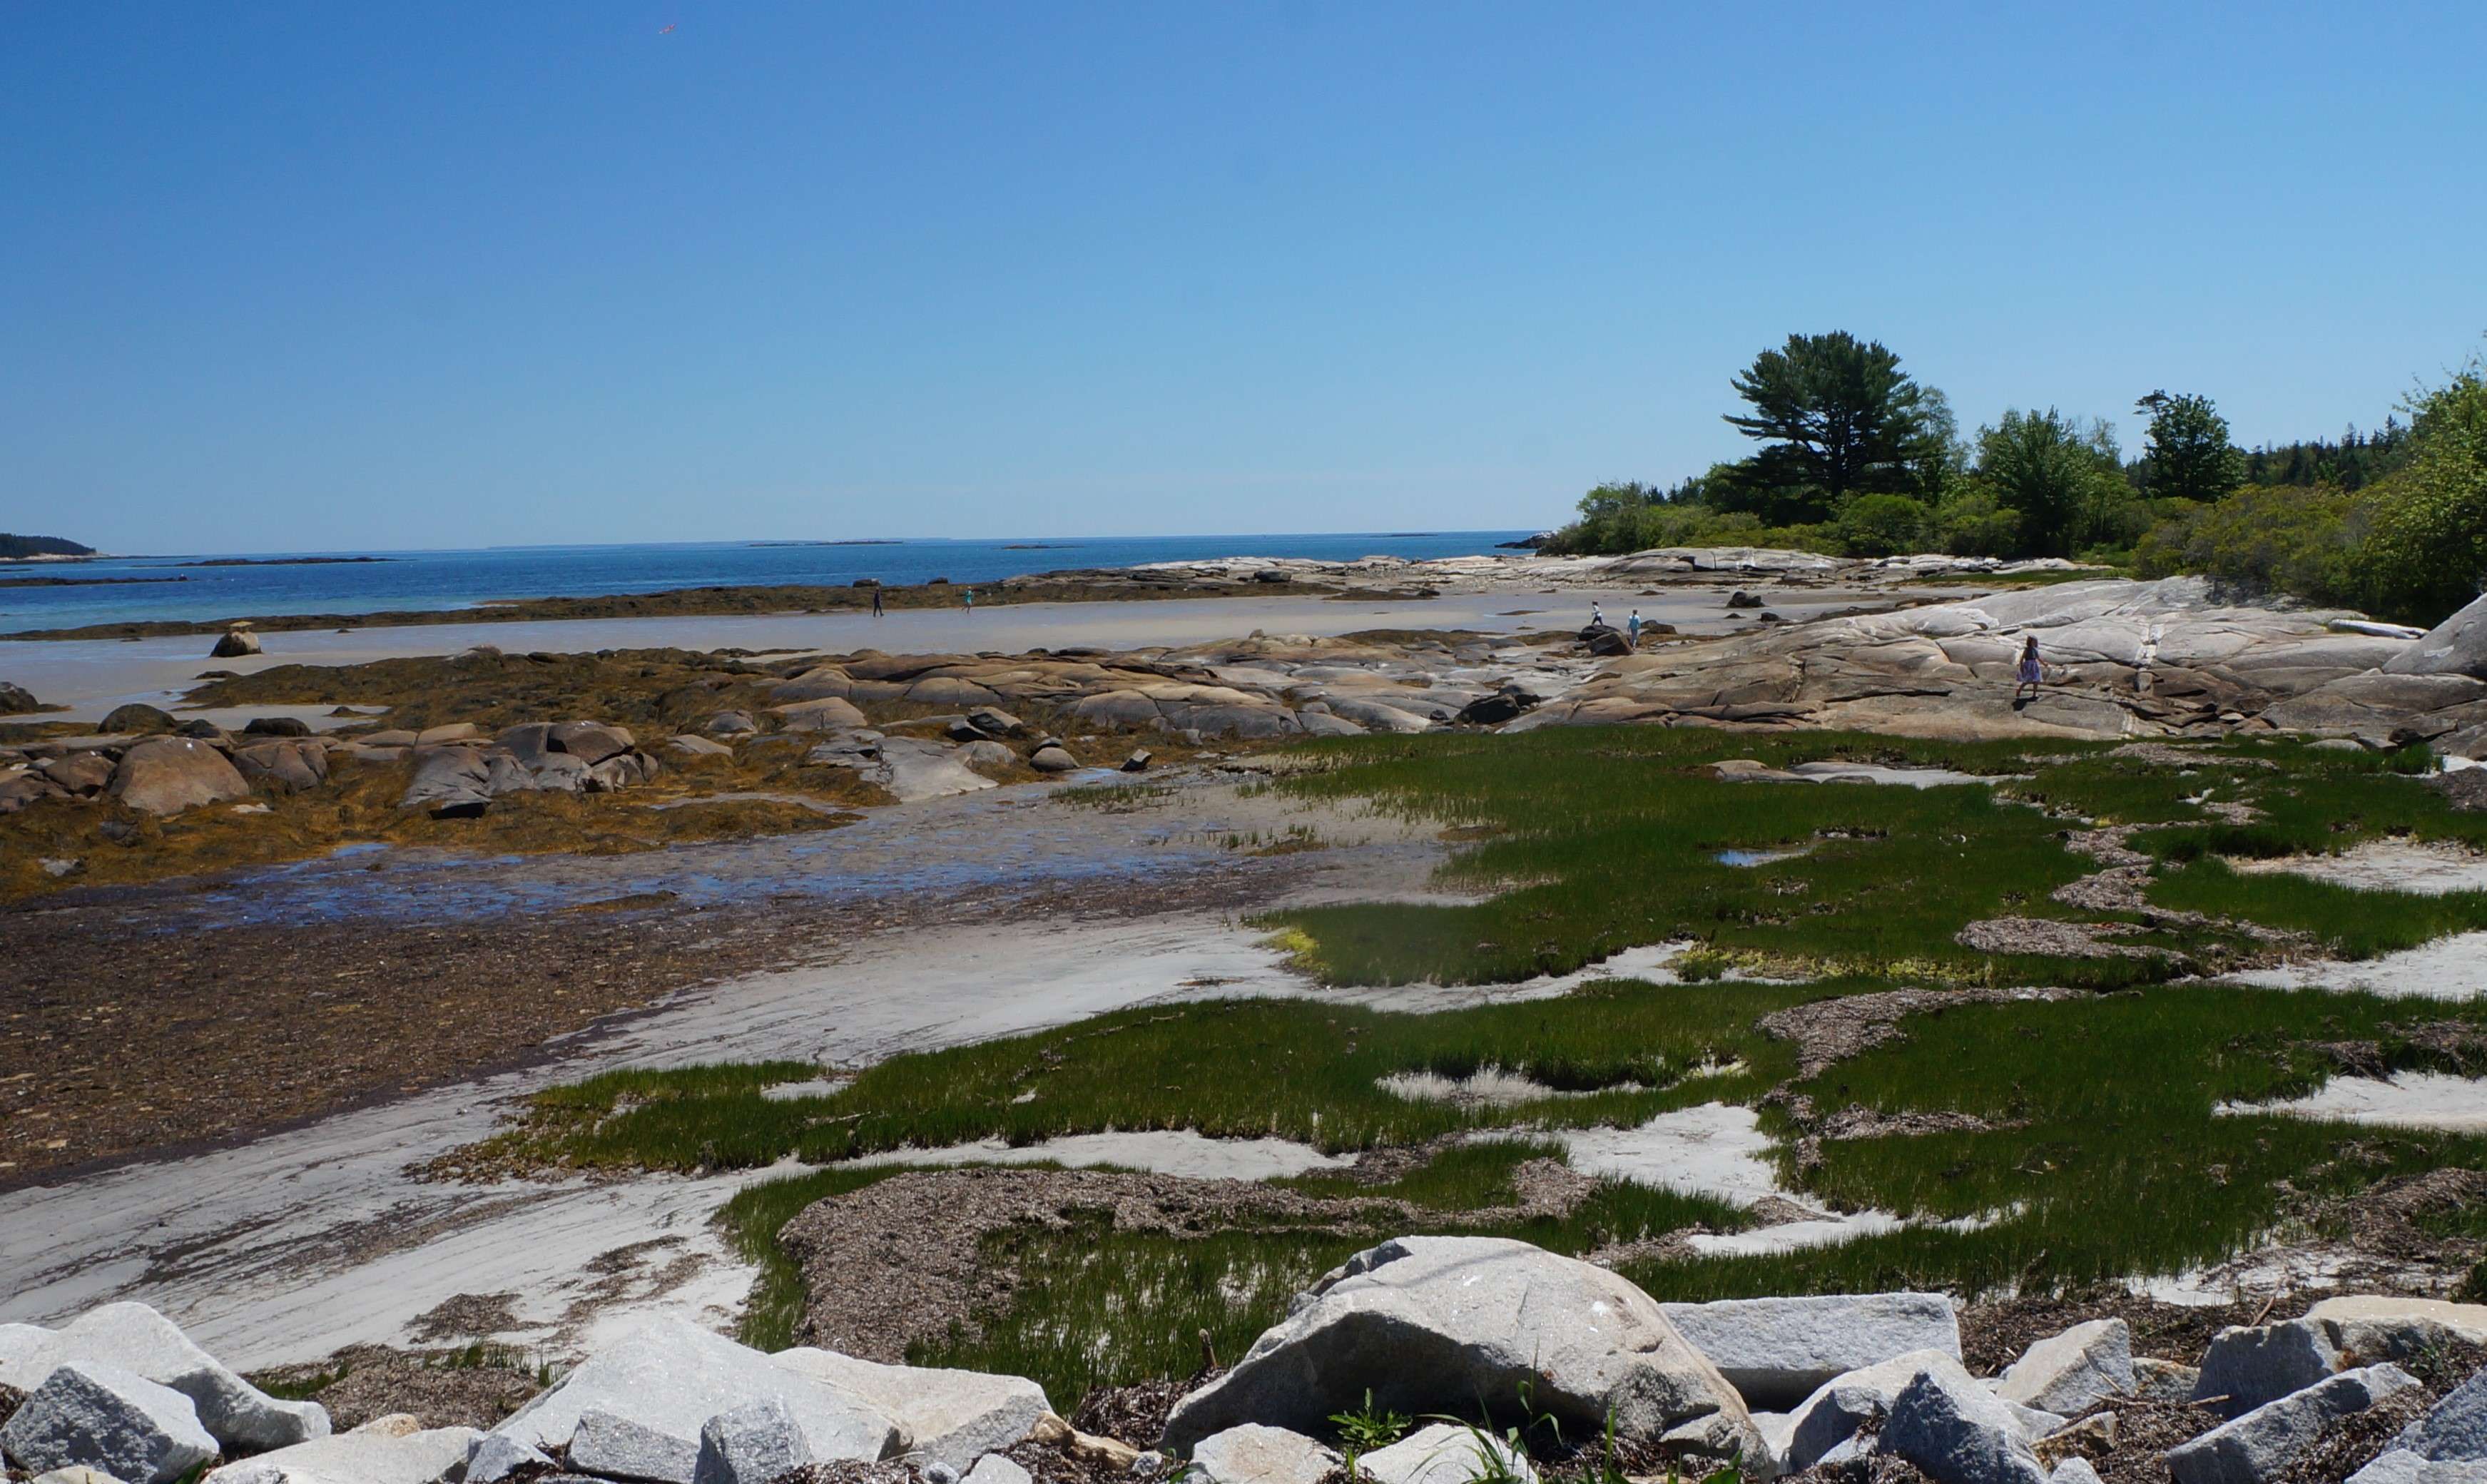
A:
[{"xmin": 0, "ymin": 532, "xmax": 98, "ymax": 561}]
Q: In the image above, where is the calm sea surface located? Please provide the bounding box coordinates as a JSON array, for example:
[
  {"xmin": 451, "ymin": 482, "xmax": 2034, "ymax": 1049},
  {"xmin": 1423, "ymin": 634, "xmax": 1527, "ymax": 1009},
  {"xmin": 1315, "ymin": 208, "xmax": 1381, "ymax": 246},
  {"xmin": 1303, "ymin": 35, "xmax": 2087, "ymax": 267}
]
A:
[{"xmin": 1, "ymin": 532, "xmax": 1535, "ymax": 631}]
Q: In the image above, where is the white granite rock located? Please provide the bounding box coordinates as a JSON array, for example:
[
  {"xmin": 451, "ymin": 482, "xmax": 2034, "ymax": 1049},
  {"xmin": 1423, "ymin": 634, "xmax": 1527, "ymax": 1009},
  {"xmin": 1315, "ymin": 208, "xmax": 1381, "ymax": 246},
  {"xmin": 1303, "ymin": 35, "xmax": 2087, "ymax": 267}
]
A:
[
  {"xmin": 772, "ymin": 1348, "xmax": 1048, "ymax": 1472},
  {"xmin": 2308, "ymin": 1298, "xmax": 2487, "ymax": 1365},
  {"xmin": 1659, "ymin": 1293, "xmax": 1963, "ymax": 1410},
  {"xmin": 2349, "ymin": 1450, "xmax": 2487, "ymax": 1484},
  {"xmin": 570, "ymin": 1406, "xmax": 700, "ymax": 1483},
  {"xmin": 201, "ymin": 1424, "xmax": 482, "ymax": 1484},
  {"xmin": 0, "ymin": 1302, "xmax": 330, "ymax": 1455},
  {"xmin": 491, "ymin": 1317, "xmax": 897, "ymax": 1463},
  {"xmin": 2168, "ymin": 1364, "xmax": 2422, "ymax": 1484},
  {"xmin": 1186, "ymin": 1423, "xmax": 1342, "ymax": 1484},
  {"xmin": 1784, "ymin": 1349, "xmax": 1978, "ymax": 1472},
  {"xmin": 695, "ymin": 1397, "xmax": 812, "ymax": 1484},
  {"xmin": 1881, "ymin": 1366, "xmax": 2051, "ymax": 1484},
  {"xmin": 2397, "ymin": 1368, "xmax": 2487, "ymax": 1463},
  {"xmin": 1997, "ymin": 1321, "xmax": 2133, "ymax": 1418},
  {"xmin": 1, "ymin": 1362, "xmax": 219, "ymax": 1484},
  {"xmin": 1356, "ymin": 1423, "xmax": 1536, "ymax": 1484},
  {"xmin": 1161, "ymin": 1237, "xmax": 1756, "ymax": 1462},
  {"xmin": 965, "ymin": 1455, "xmax": 1035, "ymax": 1484},
  {"xmin": 2193, "ymin": 1321, "xmax": 2344, "ymax": 1421}
]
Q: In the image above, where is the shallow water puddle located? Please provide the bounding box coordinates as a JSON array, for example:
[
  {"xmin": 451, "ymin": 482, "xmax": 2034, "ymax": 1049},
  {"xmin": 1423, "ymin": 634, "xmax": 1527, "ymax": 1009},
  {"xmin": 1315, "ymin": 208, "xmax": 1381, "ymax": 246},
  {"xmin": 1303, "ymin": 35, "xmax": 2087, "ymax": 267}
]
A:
[
  {"xmin": 2218, "ymin": 1072, "xmax": 2487, "ymax": 1132},
  {"xmin": 1716, "ymin": 847, "xmax": 1806, "ymax": 868},
  {"xmin": 1784, "ymin": 761, "xmax": 2020, "ymax": 788}
]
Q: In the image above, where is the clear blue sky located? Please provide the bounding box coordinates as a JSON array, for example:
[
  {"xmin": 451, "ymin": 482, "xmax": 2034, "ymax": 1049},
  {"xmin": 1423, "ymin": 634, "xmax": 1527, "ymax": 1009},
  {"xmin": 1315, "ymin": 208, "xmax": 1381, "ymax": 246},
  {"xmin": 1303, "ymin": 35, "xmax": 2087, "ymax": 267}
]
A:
[{"xmin": 6, "ymin": 3, "xmax": 2483, "ymax": 554}]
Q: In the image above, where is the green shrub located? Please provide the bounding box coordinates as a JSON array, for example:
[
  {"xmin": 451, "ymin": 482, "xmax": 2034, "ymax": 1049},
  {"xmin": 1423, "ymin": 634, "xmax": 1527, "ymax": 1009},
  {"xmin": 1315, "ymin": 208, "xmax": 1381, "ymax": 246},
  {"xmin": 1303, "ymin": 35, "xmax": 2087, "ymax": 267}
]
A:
[
  {"xmin": 1926, "ymin": 485, "xmax": 2023, "ymax": 557},
  {"xmin": 1835, "ymin": 494, "xmax": 1931, "ymax": 556},
  {"xmin": 2132, "ymin": 484, "xmax": 2370, "ymax": 604},
  {"xmin": 2361, "ymin": 365, "xmax": 2487, "ymax": 624}
]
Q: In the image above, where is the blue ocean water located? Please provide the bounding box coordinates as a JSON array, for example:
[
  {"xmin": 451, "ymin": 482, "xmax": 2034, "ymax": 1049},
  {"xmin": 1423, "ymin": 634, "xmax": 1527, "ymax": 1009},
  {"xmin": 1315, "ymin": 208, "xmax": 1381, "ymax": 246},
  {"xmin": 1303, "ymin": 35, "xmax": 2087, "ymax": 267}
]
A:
[{"xmin": 0, "ymin": 532, "xmax": 1534, "ymax": 631}]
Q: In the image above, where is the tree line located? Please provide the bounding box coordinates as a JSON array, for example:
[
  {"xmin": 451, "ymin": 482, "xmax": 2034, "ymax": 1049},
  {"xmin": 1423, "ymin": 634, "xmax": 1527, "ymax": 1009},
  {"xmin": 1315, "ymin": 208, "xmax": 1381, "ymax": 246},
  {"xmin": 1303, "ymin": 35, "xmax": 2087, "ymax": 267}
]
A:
[{"xmin": 1542, "ymin": 332, "xmax": 2487, "ymax": 624}]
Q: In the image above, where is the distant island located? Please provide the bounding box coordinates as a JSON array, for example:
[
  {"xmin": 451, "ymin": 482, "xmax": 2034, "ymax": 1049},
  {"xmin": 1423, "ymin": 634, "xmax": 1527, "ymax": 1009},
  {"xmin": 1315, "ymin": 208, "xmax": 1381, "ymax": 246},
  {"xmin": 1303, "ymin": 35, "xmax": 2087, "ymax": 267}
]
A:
[
  {"xmin": 748, "ymin": 539, "xmax": 903, "ymax": 547},
  {"xmin": 0, "ymin": 533, "xmax": 98, "ymax": 561},
  {"xmin": 180, "ymin": 556, "xmax": 397, "ymax": 567},
  {"xmin": 0, "ymin": 574, "xmax": 186, "ymax": 589}
]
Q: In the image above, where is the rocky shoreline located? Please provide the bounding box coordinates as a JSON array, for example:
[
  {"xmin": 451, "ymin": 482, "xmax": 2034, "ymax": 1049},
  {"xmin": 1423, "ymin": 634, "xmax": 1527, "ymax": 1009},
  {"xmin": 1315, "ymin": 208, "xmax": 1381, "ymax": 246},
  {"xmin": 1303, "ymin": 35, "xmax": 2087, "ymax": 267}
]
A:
[
  {"xmin": 4, "ymin": 1246, "xmax": 2482, "ymax": 1484},
  {"xmin": 0, "ymin": 547, "xmax": 2057, "ymax": 643},
  {"xmin": 13, "ymin": 570, "xmax": 2487, "ymax": 909}
]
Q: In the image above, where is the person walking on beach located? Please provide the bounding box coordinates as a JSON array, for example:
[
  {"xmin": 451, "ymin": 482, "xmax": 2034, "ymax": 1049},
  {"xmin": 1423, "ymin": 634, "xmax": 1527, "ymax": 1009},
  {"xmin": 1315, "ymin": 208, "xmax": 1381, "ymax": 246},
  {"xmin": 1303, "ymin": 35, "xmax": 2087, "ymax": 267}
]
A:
[
  {"xmin": 2015, "ymin": 634, "xmax": 2044, "ymax": 707},
  {"xmin": 964, "ymin": 586, "xmax": 976, "ymax": 611},
  {"xmin": 1627, "ymin": 609, "xmax": 1642, "ymax": 649},
  {"xmin": 1590, "ymin": 600, "xmax": 1605, "ymax": 629},
  {"xmin": 870, "ymin": 584, "xmax": 884, "ymax": 618}
]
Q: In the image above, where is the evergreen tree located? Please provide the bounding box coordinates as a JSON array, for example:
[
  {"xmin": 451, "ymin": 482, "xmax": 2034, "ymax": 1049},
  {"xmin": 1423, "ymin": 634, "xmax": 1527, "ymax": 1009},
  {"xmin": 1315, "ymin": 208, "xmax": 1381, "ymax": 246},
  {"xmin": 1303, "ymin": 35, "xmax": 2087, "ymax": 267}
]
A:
[
  {"xmin": 2134, "ymin": 390, "xmax": 2246, "ymax": 502},
  {"xmin": 1717, "ymin": 332, "xmax": 1941, "ymax": 523},
  {"xmin": 1975, "ymin": 410, "xmax": 2136, "ymax": 559}
]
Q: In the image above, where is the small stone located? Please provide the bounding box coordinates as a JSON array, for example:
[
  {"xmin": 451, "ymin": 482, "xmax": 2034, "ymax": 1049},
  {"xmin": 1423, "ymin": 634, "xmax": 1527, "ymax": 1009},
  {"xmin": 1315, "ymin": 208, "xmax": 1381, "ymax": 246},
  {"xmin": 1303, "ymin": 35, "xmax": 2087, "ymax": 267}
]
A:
[
  {"xmin": 2133, "ymin": 1358, "xmax": 2203, "ymax": 1404},
  {"xmin": 464, "ymin": 1430, "xmax": 556, "ymax": 1483},
  {"xmin": 966, "ymin": 1458, "xmax": 1032, "ymax": 1484},
  {"xmin": 2193, "ymin": 1321, "xmax": 2343, "ymax": 1421},
  {"xmin": 1997, "ymin": 1320, "xmax": 2132, "ymax": 1417},
  {"xmin": 1881, "ymin": 1367, "xmax": 2050, "ymax": 1484},
  {"xmin": 1356, "ymin": 1423, "xmax": 1536, "ymax": 1484},
  {"xmin": 2034, "ymin": 1413, "xmax": 2117, "ymax": 1470},
  {"xmin": 571, "ymin": 1406, "xmax": 698, "ymax": 1483},
  {"xmin": 694, "ymin": 1397, "xmax": 813, "ymax": 1484},
  {"xmin": 1186, "ymin": 1423, "xmax": 1340, "ymax": 1484}
]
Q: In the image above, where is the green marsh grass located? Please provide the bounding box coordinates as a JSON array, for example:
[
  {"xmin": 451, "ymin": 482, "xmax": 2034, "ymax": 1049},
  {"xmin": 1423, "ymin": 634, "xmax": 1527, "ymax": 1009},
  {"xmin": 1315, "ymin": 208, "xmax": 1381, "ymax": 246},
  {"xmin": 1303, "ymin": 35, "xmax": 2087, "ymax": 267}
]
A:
[
  {"xmin": 469, "ymin": 726, "xmax": 2487, "ymax": 1408},
  {"xmin": 1620, "ymin": 985, "xmax": 2487, "ymax": 1303},
  {"xmin": 2149, "ymin": 858, "xmax": 2487, "ymax": 958},
  {"xmin": 477, "ymin": 980, "xmax": 1823, "ymax": 1174},
  {"xmin": 1258, "ymin": 729, "xmax": 2121, "ymax": 986}
]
